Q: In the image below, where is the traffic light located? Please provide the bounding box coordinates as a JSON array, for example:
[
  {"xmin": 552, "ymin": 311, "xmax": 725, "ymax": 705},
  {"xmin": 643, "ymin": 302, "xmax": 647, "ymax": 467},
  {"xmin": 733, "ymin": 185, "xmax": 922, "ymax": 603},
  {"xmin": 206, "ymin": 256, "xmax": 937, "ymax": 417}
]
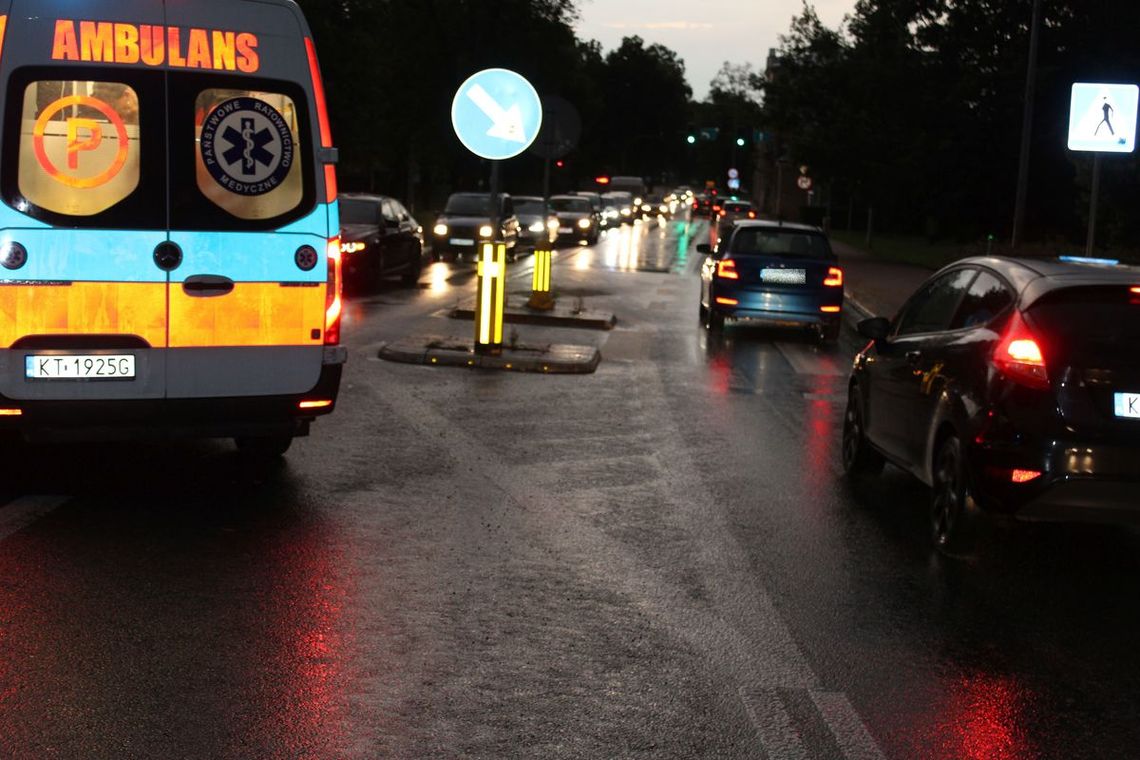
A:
[
  {"xmin": 556, "ymin": 160, "xmax": 565, "ymax": 168},
  {"xmin": 736, "ymin": 137, "xmax": 746, "ymax": 148},
  {"xmin": 685, "ymin": 124, "xmax": 697, "ymax": 145},
  {"xmin": 735, "ymin": 128, "xmax": 749, "ymax": 148},
  {"xmin": 687, "ymin": 135, "xmax": 697, "ymax": 145}
]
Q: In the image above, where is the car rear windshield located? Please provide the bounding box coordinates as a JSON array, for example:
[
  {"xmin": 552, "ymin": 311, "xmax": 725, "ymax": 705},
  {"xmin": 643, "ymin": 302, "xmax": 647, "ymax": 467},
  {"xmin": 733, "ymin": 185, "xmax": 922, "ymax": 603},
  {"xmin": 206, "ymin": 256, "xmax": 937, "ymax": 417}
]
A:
[
  {"xmin": 445, "ymin": 195, "xmax": 493, "ymax": 215},
  {"xmin": 730, "ymin": 229, "xmax": 834, "ymax": 260},
  {"xmin": 340, "ymin": 199, "xmax": 379, "ymax": 225},
  {"xmin": 1027, "ymin": 286, "xmax": 1140, "ymax": 366},
  {"xmin": 550, "ymin": 197, "xmax": 590, "ymax": 212}
]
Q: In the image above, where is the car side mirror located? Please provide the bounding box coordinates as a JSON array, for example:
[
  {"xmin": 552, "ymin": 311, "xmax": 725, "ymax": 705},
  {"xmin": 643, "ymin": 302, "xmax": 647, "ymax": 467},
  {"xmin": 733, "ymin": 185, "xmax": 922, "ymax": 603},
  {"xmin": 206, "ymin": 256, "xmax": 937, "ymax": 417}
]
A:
[
  {"xmin": 696, "ymin": 243, "xmax": 712, "ymax": 255},
  {"xmin": 857, "ymin": 317, "xmax": 891, "ymax": 342}
]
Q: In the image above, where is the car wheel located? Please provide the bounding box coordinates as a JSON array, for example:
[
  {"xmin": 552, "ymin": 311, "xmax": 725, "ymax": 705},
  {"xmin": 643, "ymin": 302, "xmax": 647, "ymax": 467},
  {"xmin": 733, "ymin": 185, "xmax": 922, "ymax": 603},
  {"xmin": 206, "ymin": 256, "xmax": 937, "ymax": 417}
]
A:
[
  {"xmin": 400, "ymin": 262, "xmax": 423, "ymax": 288},
  {"xmin": 931, "ymin": 435, "xmax": 975, "ymax": 553},
  {"xmin": 842, "ymin": 390, "xmax": 885, "ymax": 478},
  {"xmin": 235, "ymin": 434, "xmax": 293, "ymax": 459}
]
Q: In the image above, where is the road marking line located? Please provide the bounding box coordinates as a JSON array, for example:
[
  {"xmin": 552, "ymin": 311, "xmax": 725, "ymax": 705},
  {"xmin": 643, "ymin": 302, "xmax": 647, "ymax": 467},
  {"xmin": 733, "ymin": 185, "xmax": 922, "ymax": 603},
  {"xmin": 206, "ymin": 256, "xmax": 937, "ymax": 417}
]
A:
[
  {"xmin": 740, "ymin": 688, "xmax": 809, "ymax": 760},
  {"xmin": 811, "ymin": 691, "xmax": 887, "ymax": 760},
  {"xmin": 777, "ymin": 343, "xmax": 848, "ymax": 377},
  {"xmin": 0, "ymin": 495, "xmax": 69, "ymax": 542}
]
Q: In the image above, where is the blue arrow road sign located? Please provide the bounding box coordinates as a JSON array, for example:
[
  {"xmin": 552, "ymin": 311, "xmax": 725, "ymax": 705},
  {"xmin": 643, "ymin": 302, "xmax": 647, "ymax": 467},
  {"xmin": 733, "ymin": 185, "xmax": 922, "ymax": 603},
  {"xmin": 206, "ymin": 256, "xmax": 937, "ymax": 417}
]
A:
[
  {"xmin": 1068, "ymin": 82, "xmax": 1139, "ymax": 154},
  {"xmin": 451, "ymin": 69, "xmax": 543, "ymax": 161}
]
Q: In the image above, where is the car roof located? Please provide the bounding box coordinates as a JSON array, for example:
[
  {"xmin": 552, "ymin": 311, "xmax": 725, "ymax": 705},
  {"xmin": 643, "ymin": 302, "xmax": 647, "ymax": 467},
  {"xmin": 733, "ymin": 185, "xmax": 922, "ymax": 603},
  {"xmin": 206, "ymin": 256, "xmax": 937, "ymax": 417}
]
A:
[
  {"xmin": 935, "ymin": 256, "xmax": 1140, "ymax": 306},
  {"xmin": 513, "ymin": 195, "xmax": 543, "ymax": 202},
  {"xmin": 730, "ymin": 220, "xmax": 823, "ymax": 234},
  {"xmin": 338, "ymin": 193, "xmax": 392, "ymax": 202}
]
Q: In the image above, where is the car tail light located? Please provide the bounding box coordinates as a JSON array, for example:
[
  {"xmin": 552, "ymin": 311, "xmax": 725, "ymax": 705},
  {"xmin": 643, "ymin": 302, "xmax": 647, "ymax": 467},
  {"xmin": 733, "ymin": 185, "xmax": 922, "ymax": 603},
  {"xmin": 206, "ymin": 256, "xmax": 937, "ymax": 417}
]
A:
[
  {"xmin": 692, "ymin": 202, "xmax": 699, "ymax": 210},
  {"xmin": 1011, "ymin": 469, "xmax": 1043, "ymax": 484},
  {"xmin": 820, "ymin": 305, "xmax": 841, "ymax": 313},
  {"xmin": 1132, "ymin": 287, "xmax": 1140, "ymax": 294},
  {"xmin": 716, "ymin": 259, "xmax": 739, "ymax": 280},
  {"xmin": 993, "ymin": 310, "xmax": 1048, "ymax": 390},
  {"xmin": 824, "ymin": 267, "xmax": 843, "ymax": 287},
  {"xmin": 324, "ymin": 238, "xmax": 343, "ymax": 345},
  {"xmin": 748, "ymin": 211, "xmax": 757, "ymax": 219},
  {"xmin": 715, "ymin": 297, "xmax": 739, "ymax": 306},
  {"xmin": 299, "ymin": 399, "xmax": 334, "ymax": 411},
  {"xmin": 306, "ymin": 38, "xmax": 338, "ymax": 204}
]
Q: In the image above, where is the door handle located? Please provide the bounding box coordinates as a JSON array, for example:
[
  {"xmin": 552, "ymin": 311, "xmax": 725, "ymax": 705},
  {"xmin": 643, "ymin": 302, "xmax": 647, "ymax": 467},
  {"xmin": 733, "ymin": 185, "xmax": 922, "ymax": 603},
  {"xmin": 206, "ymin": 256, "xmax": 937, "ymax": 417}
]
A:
[{"xmin": 182, "ymin": 275, "xmax": 235, "ymax": 298}]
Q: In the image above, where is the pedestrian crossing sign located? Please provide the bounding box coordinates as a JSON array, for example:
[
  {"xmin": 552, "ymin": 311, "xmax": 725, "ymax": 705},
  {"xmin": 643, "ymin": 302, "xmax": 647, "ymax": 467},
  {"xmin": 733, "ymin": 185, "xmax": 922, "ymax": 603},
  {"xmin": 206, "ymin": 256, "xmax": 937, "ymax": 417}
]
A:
[{"xmin": 1068, "ymin": 83, "xmax": 1139, "ymax": 153}]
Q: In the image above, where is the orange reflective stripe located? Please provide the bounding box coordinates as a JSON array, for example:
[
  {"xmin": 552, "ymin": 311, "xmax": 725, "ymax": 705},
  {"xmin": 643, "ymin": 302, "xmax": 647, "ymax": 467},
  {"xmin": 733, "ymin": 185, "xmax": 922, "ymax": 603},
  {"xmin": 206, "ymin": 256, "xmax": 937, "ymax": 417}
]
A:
[
  {"xmin": 169, "ymin": 283, "xmax": 326, "ymax": 348},
  {"xmin": 0, "ymin": 283, "xmax": 166, "ymax": 348},
  {"xmin": 0, "ymin": 16, "xmax": 9, "ymax": 64}
]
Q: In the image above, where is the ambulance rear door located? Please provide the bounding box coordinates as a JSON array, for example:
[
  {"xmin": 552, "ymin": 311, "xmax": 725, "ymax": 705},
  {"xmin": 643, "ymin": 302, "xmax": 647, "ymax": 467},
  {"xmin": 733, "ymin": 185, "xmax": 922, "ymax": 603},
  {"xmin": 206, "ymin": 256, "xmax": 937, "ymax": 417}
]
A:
[
  {"xmin": 0, "ymin": 1, "xmax": 169, "ymax": 402},
  {"xmin": 164, "ymin": 0, "xmax": 333, "ymax": 399}
]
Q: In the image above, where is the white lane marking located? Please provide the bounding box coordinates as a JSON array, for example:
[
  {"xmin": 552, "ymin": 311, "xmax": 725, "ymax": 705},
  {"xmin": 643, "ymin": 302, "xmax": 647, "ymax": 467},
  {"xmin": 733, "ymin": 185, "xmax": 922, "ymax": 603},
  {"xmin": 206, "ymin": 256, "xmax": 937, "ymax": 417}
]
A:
[
  {"xmin": 811, "ymin": 691, "xmax": 887, "ymax": 760},
  {"xmin": 740, "ymin": 689, "xmax": 809, "ymax": 760},
  {"xmin": 0, "ymin": 495, "xmax": 69, "ymax": 542},
  {"xmin": 777, "ymin": 342, "xmax": 848, "ymax": 377}
]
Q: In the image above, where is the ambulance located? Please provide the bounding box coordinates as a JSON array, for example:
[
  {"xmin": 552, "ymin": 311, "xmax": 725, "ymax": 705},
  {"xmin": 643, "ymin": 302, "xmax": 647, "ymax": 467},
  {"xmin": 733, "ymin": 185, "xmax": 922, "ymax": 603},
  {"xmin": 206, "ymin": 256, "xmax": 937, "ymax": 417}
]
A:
[{"xmin": 0, "ymin": 0, "xmax": 345, "ymax": 455}]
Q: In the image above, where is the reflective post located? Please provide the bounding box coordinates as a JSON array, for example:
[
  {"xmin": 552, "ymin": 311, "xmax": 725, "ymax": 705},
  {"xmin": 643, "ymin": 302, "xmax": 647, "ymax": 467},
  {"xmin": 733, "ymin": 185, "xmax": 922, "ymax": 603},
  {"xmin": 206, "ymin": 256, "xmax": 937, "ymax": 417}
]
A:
[
  {"xmin": 528, "ymin": 248, "xmax": 554, "ymax": 310},
  {"xmin": 475, "ymin": 242, "xmax": 507, "ymax": 355}
]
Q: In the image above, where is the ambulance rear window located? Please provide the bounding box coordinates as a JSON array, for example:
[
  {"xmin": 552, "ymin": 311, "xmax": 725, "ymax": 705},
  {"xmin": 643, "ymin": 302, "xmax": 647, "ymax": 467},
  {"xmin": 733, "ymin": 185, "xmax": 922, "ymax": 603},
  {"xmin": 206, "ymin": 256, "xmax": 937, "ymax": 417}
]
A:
[{"xmin": 170, "ymin": 75, "xmax": 315, "ymax": 231}]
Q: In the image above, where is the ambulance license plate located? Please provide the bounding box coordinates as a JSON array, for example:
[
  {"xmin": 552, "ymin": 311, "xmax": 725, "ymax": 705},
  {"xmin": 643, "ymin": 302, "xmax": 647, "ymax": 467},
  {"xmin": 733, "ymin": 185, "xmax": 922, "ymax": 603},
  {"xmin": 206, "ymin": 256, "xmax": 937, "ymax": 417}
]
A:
[
  {"xmin": 1114, "ymin": 392, "xmax": 1140, "ymax": 419},
  {"xmin": 449, "ymin": 238, "xmax": 474, "ymax": 247},
  {"xmin": 25, "ymin": 355, "xmax": 136, "ymax": 380}
]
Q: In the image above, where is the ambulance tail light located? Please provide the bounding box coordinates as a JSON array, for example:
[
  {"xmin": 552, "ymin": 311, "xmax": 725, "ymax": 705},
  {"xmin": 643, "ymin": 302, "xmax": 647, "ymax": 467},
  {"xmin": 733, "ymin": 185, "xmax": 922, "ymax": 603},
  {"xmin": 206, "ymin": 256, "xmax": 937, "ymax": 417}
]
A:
[
  {"xmin": 325, "ymin": 239, "xmax": 343, "ymax": 345},
  {"xmin": 305, "ymin": 37, "xmax": 338, "ymax": 203}
]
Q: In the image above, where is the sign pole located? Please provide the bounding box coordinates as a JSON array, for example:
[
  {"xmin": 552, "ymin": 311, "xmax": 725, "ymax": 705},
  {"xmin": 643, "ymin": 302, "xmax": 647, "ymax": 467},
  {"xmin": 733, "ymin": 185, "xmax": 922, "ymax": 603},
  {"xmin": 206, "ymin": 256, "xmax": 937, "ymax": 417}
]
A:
[
  {"xmin": 528, "ymin": 156, "xmax": 555, "ymax": 311},
  {"xmin": 1086, "ymin": 153, "xmax": 1102, "ymax": 257},
  {"xmin": 475, "ymin": 160, "xmax": 506, "ymax": 356}
]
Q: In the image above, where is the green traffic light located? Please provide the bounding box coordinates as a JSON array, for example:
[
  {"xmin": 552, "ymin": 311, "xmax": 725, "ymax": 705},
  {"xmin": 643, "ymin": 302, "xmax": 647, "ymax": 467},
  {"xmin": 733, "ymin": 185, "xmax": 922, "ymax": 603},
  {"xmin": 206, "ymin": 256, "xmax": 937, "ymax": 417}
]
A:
[
  {"xmin": 736, "ymin": 138, "xmax": 746, "ymax": 147},
  {"xmin": 687, "ymin": 135, "xmax": 697, "ymax": 145}
]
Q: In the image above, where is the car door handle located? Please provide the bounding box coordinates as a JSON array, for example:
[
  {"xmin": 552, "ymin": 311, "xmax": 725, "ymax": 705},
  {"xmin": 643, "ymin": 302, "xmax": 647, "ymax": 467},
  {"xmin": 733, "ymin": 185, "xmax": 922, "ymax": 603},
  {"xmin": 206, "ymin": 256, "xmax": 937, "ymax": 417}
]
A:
[{"xmin": 182, "ymin": 275, "xmax": 235, "ymax": 298}]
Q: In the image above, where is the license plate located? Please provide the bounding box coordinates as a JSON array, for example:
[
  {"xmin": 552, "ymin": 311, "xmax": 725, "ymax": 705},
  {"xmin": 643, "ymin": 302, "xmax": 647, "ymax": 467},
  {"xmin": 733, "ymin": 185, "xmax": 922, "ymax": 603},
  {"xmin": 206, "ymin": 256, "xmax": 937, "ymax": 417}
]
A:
[
  {"xmin": 449, "ymin": 238, "xmax": 474, "ymax": 246},
  {"xmin": 1114, "ymin": 392, "xmax": 1140, "ymax": 419},
  {"xmin": 761, "ymin": 268, "xmax": 807, "ymax": 285},
  {"xmin": 558, "ymin": 227, "xmax": 573, "ymax": 234},
  {"xmin": 25, "ymin": 354, "xmax": 136, "ymax": 380}
]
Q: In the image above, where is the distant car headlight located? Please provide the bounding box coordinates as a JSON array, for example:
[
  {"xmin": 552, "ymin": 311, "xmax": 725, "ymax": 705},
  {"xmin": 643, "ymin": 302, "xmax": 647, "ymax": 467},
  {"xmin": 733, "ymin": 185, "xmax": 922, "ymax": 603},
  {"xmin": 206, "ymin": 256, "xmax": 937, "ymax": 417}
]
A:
[
  {"xmin": 659, "ymin": 205, "xmax": 669, "ymax": 214},
  {"xmin": 634, "ymin": 197, "xmax": 643, "ymax": 206},
  {"xmin": 577, "ymin": 218, "xmax": 592, "ymax": 229},
  {"xmin": 479, "ymin": 225, "xmax": 494, "ymax": 238},
  {"xmin": 529, "ymin": 221, "xmax": 546, "ymax": 233},
  {"xmin": 621, "ymin": 208, "xmax": 631, "ymax": 216},
  {"xmin": 641, "ymin": 204, "xmax": 651, "ymax": 212},
  {"xmin": 339, "ymin": 241, "xmax": 367, "ymax": 254},
  {"xmin": 433, "ymin": 223, "xmax": 448, "ymax": 236},
  {"xmin": 547, "ymin": 218, "xmax": 560, "ymax": 230}
]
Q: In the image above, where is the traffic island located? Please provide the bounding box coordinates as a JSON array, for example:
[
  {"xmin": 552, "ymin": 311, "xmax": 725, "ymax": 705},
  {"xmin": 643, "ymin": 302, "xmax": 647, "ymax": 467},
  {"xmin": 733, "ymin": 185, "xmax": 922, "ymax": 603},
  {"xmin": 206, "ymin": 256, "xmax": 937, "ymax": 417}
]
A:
[
  {"xmin": 378, "ymin": 336, "xmax": 601, "ymax": 374},
  {"xmin": 449, "ymin": 299, "xmax": 617, "ymax": 331}
]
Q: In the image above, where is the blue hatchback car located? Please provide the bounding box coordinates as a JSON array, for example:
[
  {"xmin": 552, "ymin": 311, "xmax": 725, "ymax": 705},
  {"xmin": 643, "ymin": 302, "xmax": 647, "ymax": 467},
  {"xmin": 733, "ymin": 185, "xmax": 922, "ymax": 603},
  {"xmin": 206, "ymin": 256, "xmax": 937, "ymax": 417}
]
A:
[{"xmin": 699, "ymin": 221, "xmax": 844, "ymax": 341}]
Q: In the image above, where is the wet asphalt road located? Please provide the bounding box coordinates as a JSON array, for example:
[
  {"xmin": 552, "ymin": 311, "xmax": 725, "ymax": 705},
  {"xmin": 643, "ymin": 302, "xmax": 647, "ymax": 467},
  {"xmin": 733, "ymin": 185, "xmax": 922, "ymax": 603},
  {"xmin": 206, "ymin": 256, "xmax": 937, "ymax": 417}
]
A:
[{"xmin": 1, "ymin": 217, "xmax": 1140, "ymax": 758}]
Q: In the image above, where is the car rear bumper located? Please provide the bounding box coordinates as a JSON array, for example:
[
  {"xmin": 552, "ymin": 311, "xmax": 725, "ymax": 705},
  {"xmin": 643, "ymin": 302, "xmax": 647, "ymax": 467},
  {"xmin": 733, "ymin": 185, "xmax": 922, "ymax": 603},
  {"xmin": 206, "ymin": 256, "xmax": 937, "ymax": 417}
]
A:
[
  {"xmin": 973, "ymin": 438, "xmax": 1140, "ymax": 523},
  {"xmin": 711, "ymin": 287, "xmax": 843, "ymax": 325},
  {"xmin": 0, "ymin": 362, "xmax": 343, "ymax": 443}
]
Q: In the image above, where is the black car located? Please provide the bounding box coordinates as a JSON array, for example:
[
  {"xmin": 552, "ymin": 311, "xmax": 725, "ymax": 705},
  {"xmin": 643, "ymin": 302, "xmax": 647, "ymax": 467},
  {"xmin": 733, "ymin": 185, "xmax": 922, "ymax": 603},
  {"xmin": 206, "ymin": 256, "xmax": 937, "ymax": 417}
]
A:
[
  {"xmin": 432, "ymin": 193, "xmax": 521, "ymax": 261},
  {"xmin": 338, "ymin": 193, "xmax": 427, "ymax": 290},
  {"xmin": 549, "ymin": 195, "xmax": 600, "ymax": 245},
  {"xmin": 514, "ymin": 195, "xmax": 556, "ymax": 250},
  {"xmin": 843, "ymin": 256, "xmax": 1140, "ymax": 551}
]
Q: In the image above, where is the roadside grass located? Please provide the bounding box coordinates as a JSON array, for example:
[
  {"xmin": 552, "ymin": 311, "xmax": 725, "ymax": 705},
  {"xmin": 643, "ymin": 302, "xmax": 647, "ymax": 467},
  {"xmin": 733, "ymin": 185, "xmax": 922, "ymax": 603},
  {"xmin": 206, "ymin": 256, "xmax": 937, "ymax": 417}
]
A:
[{"xmin": 832, "ymin": 230, "xmax": 1140, "ymax": 270}]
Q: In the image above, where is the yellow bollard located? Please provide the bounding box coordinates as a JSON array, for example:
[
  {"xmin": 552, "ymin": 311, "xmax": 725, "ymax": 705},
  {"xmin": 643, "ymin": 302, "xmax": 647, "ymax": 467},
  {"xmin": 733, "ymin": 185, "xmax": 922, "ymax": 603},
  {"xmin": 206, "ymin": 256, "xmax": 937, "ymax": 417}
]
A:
[
  {"xmin": 475, "ymin": 242, "xmax": 507, "ymax": 355},
  {"xmin": 527, "ymin": 248, "xmax": 555, "ymax": 311}
]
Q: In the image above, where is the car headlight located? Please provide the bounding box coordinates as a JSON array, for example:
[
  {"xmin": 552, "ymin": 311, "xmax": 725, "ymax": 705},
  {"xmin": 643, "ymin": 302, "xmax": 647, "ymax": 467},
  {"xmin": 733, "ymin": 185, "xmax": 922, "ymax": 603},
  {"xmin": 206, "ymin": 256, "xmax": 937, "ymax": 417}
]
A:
[
  {"xmin": 621, "ymin": 208, "xmax": 631, "ymax": 216},
  {"xmin": 641, "ymin": 204, "xmax": 651, "ymax": 212},
  {"xmin": 659, "ymin": 205, "xmax": 669, "ymax": 214},
  {"xmin": 529, "ymin": 221, "xmax": 546, "ymax": 233},
  {"xmin": 479, "ymin": 225, "xmax": 494, "ymax": 238},
  {"xmin": 577, "ymin": 218, "xmax": 591, "ymax": 229},
  {"xmin": 433, "ymin": 223, "xmax": 448, "ymax": 236},
  {"xmin": 547, "ymin": 218, "xmax": 560, "ymax": 230},
  {"xmin": 633, "ymin": 197, "xmax": 643, "ymax": 206}
]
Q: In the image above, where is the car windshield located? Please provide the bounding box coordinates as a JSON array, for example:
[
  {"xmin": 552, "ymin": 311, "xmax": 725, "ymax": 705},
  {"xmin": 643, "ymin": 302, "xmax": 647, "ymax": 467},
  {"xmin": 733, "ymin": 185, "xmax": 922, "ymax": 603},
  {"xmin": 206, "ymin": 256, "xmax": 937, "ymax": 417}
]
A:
[
  {"xmin": 339, "ymin": 199, "xmax": 379, "ymax": 225},
  {"xmin": 551, "ymin": 198, "xmax": 591, "ymax": 213},
  {"xmin": 515, "ymin": 199, "xmax": 545, "ymax": 215},
  {"xmin": 730, "ymin": 229, "xmax": 834, "ymax": 260},
  {"xmin": 445, "ymin": 195, "xmax": 493, "ymax": 215},
  {"xmin": 1027, "ymin": 286, "xmax": 1140, "ymax": 366}
]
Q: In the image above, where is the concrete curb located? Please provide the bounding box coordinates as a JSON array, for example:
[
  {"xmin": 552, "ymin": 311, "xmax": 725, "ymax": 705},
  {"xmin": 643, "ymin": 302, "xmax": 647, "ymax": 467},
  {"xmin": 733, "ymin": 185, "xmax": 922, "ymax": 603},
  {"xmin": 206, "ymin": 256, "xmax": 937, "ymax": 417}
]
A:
[
  {"xmin": 449, "ymin": 303, "xmax": 617, "ymax": 331},
  {"xmin": 378, "ymin": 336, "xmax": 601, "ymax": 375}
]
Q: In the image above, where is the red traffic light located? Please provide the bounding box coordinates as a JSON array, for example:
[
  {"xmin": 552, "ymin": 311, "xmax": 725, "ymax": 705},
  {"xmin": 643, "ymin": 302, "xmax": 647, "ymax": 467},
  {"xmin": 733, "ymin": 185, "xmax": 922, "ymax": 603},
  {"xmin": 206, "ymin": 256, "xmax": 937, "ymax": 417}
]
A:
[{"xmin": 556, "ymin": 160, "xmax": 565, "ymax": 168}]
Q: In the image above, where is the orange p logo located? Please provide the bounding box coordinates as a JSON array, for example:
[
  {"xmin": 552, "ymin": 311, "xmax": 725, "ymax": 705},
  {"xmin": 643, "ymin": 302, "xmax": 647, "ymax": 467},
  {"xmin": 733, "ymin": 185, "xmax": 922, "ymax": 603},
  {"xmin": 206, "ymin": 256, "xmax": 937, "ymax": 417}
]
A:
[
  {"xmin": 65, "ymin": 118, "xmax": 104, "ymax": 170},
  {"xmin": 33, "ymin": 96, "xmax": 130, "ymax": 189}
]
